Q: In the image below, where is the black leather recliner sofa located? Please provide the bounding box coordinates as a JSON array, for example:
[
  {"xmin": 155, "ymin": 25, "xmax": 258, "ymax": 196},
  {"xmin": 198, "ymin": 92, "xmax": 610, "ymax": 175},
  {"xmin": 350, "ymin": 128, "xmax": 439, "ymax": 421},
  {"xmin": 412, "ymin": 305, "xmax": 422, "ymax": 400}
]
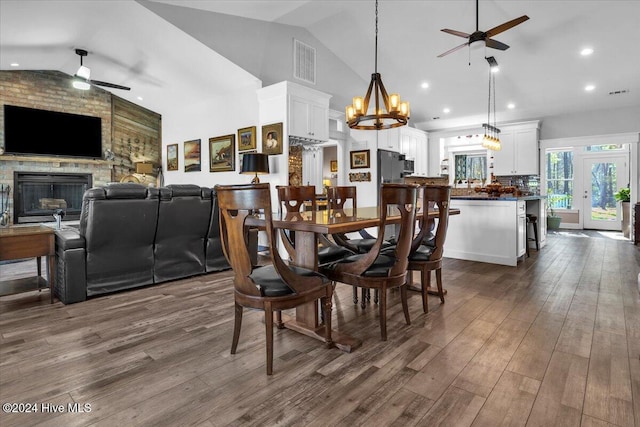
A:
[{"xmin": 54, "ymin": 183, "xmax": 232, "ymax": 304}]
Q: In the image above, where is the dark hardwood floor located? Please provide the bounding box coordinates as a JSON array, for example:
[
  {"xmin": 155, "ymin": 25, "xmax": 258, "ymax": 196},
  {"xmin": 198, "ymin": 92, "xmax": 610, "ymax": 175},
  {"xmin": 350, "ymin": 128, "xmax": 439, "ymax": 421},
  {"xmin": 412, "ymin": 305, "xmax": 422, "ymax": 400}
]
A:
[{"xmin": 1, "ymin": 231, "xmax": 639, "ymax": 426}]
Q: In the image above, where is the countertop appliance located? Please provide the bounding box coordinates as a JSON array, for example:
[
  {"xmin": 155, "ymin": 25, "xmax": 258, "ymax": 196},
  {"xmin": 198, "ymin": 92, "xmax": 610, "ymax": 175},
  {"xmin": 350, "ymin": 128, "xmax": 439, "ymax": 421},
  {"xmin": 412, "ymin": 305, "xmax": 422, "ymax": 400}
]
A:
[{"xmin": 403, "ymin": 159, "xmax": 415, "ymax": 175}]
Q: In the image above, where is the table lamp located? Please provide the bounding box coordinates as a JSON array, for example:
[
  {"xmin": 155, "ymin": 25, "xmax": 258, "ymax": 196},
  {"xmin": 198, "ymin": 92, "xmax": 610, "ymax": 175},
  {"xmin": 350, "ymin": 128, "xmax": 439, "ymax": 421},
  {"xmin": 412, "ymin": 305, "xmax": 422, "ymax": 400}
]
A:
[{"xmin": 241, "ymin": 153, "xmax": 269, "ymax": 184}]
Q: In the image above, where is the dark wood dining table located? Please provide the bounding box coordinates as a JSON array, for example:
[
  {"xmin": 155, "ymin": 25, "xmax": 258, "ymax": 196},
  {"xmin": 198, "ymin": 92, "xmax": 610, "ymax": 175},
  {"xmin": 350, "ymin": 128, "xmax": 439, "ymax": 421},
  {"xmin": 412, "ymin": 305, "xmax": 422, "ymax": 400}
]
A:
[{"xmin": 246, "ymin": 206, "xmax": 460, "ymax": 352}]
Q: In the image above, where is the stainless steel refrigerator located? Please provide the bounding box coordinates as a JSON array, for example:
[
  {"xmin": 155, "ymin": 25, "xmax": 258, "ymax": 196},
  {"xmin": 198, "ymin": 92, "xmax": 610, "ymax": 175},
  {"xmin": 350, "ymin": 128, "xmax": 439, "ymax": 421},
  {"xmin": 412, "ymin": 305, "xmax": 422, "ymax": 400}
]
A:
[
  {"xmin": 378, "ymin": 149, "xmax": 405, "ymax": 184},
  {"xmin": 377, "ymin": 149, "xmax": 406, "ymax": 202}
]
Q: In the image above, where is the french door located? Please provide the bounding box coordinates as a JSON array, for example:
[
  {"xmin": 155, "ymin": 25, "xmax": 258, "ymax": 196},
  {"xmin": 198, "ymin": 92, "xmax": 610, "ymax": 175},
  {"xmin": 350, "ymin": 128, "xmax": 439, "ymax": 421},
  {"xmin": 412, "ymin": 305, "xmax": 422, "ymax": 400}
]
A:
[{"xmin": 582, "ymin": 156, "xmax": 627, "ymax": 230}]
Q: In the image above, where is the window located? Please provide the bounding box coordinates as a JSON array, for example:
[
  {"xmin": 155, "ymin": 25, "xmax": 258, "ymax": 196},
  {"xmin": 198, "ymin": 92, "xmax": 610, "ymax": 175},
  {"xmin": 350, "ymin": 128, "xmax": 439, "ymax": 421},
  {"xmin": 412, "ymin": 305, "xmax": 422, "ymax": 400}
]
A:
[
  {"xmin": 454, "ymin": 153, "xmax": 487, "ymax": 182},
  {"xmin": 546, "ymin": 150, "xmax": 574, "ymax": 209}
]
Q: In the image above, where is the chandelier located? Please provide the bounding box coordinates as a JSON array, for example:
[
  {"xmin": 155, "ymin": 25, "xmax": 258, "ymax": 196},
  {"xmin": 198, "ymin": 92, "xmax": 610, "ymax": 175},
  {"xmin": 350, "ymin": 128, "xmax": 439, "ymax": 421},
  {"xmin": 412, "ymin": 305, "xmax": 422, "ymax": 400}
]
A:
[
  {"xmin": 482, "ymin": 56, "xmax": 501, "ymax": 150},
  {"xmin": 345, "ymin": 0, "xmax": 409, "ymax": 130}
]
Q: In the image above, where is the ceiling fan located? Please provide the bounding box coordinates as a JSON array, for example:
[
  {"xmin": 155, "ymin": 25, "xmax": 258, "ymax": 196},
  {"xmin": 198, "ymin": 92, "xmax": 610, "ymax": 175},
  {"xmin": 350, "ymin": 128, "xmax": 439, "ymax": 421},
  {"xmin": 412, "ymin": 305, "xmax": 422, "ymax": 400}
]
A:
[
  {"xmin": 438, "ymin": 0, "xmax": 529, "ymax": 58},
  {"xmin": 73, "ymin": 48, "xmax": 130, "ymax": 91}
]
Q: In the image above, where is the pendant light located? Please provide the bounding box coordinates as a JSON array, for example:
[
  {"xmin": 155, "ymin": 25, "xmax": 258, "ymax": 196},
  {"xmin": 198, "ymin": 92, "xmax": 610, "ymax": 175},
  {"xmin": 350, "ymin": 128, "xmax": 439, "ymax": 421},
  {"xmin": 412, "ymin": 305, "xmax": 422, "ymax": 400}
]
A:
[
  {"xmin": 345, "ymin": 0, "xmax": 409, "ymax": 130},
  {"xmin": 482, "ymin": 57, "xmax": 501, "ymax": 151}
]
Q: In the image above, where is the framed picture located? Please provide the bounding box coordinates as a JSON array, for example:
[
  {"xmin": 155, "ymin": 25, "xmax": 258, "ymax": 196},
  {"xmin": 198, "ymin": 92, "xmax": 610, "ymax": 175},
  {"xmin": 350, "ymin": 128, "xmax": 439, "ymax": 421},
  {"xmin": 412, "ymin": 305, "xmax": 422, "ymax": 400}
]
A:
[
  {"xmin": 330, "ymin": 160, "xmax": 338, "ymax": 172},
  {"xmin": 166, "ymin": 144, "xmax": 178, "ymax": 171},
  {"xmin": 184, "ymin": 139, "xmax": 201, "ymax": 172},
  {"xmin": 262, "ymin": 122, "xmax": 283, "ymax": 155},
  {"xmin": 350, "ymin": 149, "xmax": 370, "ymax": 169},
  {"xmin": 237, "ymin": 126, "xmax": 256, "ymax": 151},
  {"xmin": 209, "ymin": 134, "xmax": 235, "ymax": 172}
]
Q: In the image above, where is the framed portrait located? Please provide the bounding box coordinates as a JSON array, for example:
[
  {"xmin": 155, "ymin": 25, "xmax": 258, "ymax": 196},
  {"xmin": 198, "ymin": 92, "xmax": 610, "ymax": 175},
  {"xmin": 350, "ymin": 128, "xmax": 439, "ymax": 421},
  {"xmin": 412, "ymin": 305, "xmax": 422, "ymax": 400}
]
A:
[
  {"xmin": 166, "ymin": 144, "xmax": 178, "ymax": 171},
  {"xmin": 350, "ymin": 149, "xmax": 370, "ymax": 169},
  {"xmin": 209, "ymin": 134, "xmax": 235, "ymax": 172},
  {"xmin": 184, "ymin": 139, "xmax": 201, "ymax": 172},
  {"xmin": 330, "ymin": 160, "xmax": 338, "ymax": 172},
  {"xmin": 262, "ymin": 122, "xmax": 283, "ymax": 155},
  {"xmin": 237, "ymin": 126, "xmax": 257, "ymax": 151}
]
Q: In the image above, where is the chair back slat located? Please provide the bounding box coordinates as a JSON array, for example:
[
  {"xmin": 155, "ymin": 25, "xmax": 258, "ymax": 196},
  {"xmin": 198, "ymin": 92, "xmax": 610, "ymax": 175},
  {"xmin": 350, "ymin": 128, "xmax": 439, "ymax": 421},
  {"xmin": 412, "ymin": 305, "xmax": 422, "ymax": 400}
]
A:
[
  {"xmin": 276, "ymin": 185, "xmax": 317, "ymax": 258},
  {"xmin": 411, "ymin": 185, "xmax": 451, "ymax": 258},
  {"xmin": 334, "ymin": 183, "xmax": 418, "ymax": 276},
  {"xmin": 276, "ymin": 185, "xmax": 316, "ymax": 213},
  {"xmin": 327, "ymin": 186, "xmax": 357, "ymax": 210}
]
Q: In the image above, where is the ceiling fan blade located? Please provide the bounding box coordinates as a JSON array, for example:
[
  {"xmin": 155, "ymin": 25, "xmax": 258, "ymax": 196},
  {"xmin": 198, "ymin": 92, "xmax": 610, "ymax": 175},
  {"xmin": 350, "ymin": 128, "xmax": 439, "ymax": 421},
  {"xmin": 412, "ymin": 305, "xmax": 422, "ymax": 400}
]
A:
[
  {"xmin": 89, "ymin": 79, "xmax": 131, "ymax": 91},
  {"xmin": 485, "ymin": 15, "xmax": 529, "ymax": 38},
  {"xmin": 485, "ymin": 38, "xmax": 510, "ymax": 51},
  {"xmin": 437, "ymin": 42, "xmax": 469, "ymax": 58},
  {"xmin": 441, "ymin": 28, "xmax": 470, "ymax": 38}
]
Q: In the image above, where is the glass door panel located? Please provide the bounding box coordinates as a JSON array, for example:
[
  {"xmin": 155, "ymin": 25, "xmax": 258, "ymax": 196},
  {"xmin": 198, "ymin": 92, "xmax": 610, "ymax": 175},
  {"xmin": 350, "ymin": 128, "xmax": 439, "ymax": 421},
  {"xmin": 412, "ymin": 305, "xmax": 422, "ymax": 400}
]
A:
[{"xmin": 582, "ymin": 156, "xmax": 626, "ymax": 230}]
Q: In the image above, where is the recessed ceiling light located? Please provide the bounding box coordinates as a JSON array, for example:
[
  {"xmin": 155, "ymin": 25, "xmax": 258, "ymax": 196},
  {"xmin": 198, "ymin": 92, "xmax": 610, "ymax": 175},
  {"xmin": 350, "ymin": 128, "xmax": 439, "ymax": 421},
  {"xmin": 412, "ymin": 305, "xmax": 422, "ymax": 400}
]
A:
[
  {"xmin": 10, "ymin": 63, "xmax": 19, "ymax": 67},
  {"xmin": 507, "ymin": 103, "xmax": 515, "ymax": 109},
  {"xmin": 443, "ymin": 108, "xmax": 450, "ymax": 113},
  {"xmin": 585, "ymin": 84, "xmax": 596, "ymax": 91},
  {"xmin": 421, "ymin": 82, "xmax": 429, "ymax": 89},
  {"xmin": 137, "ymin": 96, "xmax": 143, "ymax": 101},
  {"xmin": 580, "ymin": 48, "xmax": 594, "ymax": 56}
]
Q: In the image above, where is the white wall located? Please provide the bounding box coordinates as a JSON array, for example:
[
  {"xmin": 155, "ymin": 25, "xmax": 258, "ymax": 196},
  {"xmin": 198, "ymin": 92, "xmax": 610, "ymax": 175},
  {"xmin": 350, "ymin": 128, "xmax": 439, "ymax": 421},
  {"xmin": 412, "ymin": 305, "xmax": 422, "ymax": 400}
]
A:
[
  {"xmin": 539, "ymin": 105, "xmax": 640, "ymax": 140},
  {"xmin": 139, "ymin": 0, "xmax": 367, "ymax": 114},
  {"xmin": 162, "ymin": 82, "xmax": 261, "ymax": 187}
]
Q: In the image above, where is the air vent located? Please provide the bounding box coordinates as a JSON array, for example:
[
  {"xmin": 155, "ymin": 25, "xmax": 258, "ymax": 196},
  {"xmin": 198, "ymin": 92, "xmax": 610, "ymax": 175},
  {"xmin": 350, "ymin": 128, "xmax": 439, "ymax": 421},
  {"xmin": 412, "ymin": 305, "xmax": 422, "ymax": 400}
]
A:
[
  {"xmin": 608, "ymin": 89, "xmax": 630, "ymax": 96},
  {"xmin": 293, "ymin": 39, "xmax": 316, "ymax": 85}
]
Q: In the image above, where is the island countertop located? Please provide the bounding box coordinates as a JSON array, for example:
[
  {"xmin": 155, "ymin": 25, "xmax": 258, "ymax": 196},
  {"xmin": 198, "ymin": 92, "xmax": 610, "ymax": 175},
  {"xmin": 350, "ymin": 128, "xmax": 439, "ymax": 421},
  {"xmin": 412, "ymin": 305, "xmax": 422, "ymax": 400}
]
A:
[{"xmin": 451, "ymin": 195, "xmax": 546, "ymax": 201}]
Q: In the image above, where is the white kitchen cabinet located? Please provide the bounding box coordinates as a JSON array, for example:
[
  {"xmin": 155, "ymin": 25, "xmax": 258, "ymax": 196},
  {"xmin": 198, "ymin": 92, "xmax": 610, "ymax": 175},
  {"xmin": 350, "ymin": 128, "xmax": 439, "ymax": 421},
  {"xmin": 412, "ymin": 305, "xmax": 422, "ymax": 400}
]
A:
[
  {"xmin": 399, "ymin": 127, "xmax": 428, "ymax": 176},
  {"xmin": 517, "ymin": 201, "xmax": 527, "ymax": 257},
  {"xmin": 289, "ymin": 94, "xmax": 329, "ymax": 141},
  {"xmin": 492, "ymin": 123, "xmax": 539, "ymax": 176}
]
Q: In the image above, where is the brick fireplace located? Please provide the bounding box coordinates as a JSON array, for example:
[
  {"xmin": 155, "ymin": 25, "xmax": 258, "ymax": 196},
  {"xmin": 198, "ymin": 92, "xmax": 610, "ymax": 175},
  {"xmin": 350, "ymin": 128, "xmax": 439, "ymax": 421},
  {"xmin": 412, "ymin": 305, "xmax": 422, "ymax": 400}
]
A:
[{"xmin": 0, "ymin": 70, "xmax": 162, "ymax": 226}]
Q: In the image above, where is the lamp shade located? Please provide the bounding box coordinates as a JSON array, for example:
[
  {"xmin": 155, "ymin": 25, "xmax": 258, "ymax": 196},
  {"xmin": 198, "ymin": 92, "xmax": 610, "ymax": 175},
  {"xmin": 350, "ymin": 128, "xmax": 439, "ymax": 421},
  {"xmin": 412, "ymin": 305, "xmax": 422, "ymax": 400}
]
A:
[{"xmin": 241, "ymin": 153, "xmax": 269, "ymax": 175}]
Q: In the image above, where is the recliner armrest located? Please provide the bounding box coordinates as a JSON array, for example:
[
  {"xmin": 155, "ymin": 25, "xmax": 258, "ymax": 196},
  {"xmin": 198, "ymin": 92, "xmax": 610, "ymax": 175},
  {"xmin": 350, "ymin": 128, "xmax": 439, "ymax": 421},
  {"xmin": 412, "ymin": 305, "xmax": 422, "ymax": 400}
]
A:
[
  {"xmin": 55, "ymin": 228, "xmax": 85, "ymax": 250},
  {"xmin": 54, "ymin": 228, "xmax": 87, "ymax": 304}
]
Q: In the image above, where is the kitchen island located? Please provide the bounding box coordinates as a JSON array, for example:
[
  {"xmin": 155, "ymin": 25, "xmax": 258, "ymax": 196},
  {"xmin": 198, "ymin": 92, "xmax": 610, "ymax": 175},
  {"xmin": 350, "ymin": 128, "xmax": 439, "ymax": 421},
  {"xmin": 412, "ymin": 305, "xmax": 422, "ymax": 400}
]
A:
[{"xmin": 445, "ymin": 195, "xmax": 546, "ymax": 266}]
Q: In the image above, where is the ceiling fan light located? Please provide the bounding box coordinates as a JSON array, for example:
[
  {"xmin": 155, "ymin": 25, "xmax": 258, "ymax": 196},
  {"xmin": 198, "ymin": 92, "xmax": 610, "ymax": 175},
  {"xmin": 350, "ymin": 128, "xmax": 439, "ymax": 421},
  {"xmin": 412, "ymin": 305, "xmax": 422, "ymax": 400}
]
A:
[
  {"xmin": 72, "ymin": 80, "xmax": 90, "ymax": 90},
  {"xmin": 76, "ymin": 65, "xmax": 91, "ymax": 80}
]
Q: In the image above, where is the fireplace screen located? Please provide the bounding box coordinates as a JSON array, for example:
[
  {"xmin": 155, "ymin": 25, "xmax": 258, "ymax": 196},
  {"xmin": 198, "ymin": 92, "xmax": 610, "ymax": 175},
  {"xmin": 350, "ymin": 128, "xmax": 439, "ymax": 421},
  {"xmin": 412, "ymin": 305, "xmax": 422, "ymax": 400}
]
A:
[{"xmin": 14, "ymin": 172, "xmax": 92, "ymax": 223}]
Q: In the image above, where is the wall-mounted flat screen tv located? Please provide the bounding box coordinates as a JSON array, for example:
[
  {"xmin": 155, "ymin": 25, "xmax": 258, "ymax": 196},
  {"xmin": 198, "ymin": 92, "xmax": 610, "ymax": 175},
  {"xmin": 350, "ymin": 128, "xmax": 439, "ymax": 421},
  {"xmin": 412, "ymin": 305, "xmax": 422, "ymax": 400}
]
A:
[{"xmin": 4, "ymin": 105, "xmax": 102, "ymax": 159}]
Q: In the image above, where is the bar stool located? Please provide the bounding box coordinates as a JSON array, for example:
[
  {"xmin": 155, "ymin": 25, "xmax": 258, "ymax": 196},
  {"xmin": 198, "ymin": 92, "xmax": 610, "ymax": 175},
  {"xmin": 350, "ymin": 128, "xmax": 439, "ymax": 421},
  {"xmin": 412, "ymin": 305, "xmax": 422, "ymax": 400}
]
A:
[{"xmin": 526, "ymin": 214, "xmax": 539, "ymax": 257}]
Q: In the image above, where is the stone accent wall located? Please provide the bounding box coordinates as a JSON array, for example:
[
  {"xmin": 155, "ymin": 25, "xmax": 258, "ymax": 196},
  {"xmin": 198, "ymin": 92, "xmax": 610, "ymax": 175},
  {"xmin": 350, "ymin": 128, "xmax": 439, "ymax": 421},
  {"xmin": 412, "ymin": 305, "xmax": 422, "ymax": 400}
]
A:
[{"xmin": 0, "ymin": 70, "xmax": 160, "ymax": 225}]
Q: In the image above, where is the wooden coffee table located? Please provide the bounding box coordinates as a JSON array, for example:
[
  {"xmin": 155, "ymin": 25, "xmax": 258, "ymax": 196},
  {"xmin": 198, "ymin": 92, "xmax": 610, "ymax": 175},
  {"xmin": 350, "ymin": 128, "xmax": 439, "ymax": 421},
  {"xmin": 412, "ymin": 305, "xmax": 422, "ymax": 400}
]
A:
[{"xmin": 0, "ymin": 225, "xmax": 55, "ymax": 303}]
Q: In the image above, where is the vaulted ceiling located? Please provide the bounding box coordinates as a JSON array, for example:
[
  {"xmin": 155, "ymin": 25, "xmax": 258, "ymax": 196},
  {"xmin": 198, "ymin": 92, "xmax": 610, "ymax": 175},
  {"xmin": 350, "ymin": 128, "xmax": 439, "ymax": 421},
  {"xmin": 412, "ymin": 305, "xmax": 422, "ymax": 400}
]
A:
[{"xmin": 2, "ymin": 0, "xmax": 639, "ymax": 131}]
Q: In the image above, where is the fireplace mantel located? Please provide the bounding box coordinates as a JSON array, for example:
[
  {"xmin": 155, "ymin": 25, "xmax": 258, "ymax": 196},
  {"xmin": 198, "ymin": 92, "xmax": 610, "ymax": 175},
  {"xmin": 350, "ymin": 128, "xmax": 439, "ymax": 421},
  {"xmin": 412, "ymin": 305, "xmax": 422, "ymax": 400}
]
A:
[{"xmin": 0, "ymin": 155, "xmax": 111, "ymax": 165}]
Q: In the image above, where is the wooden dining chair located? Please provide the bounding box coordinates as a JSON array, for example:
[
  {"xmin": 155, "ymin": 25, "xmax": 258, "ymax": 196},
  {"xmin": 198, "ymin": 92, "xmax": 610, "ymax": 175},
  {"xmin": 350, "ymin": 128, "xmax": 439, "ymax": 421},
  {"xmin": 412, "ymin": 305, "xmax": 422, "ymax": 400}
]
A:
[
  {"xmin": 320, "ymin": 183, "xmax": 418, "ymax": 341},
  {"xmin": 328, "ymin": 186, "xmax": 393, "ymax": 307},
  {"xmin": 216, "ymin": 183, "xmax": 334, "ymax": 375},
  {"xmin": 276, "ymin": 185, "xmax": 354, "ymax": 265},
  {"xmin": 327, "ymin": 186, "xmax": 393, "ymax": 254},
  {"xmin": 407, "ymin": 185, "xmax": 452, "ymax": 313}
]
